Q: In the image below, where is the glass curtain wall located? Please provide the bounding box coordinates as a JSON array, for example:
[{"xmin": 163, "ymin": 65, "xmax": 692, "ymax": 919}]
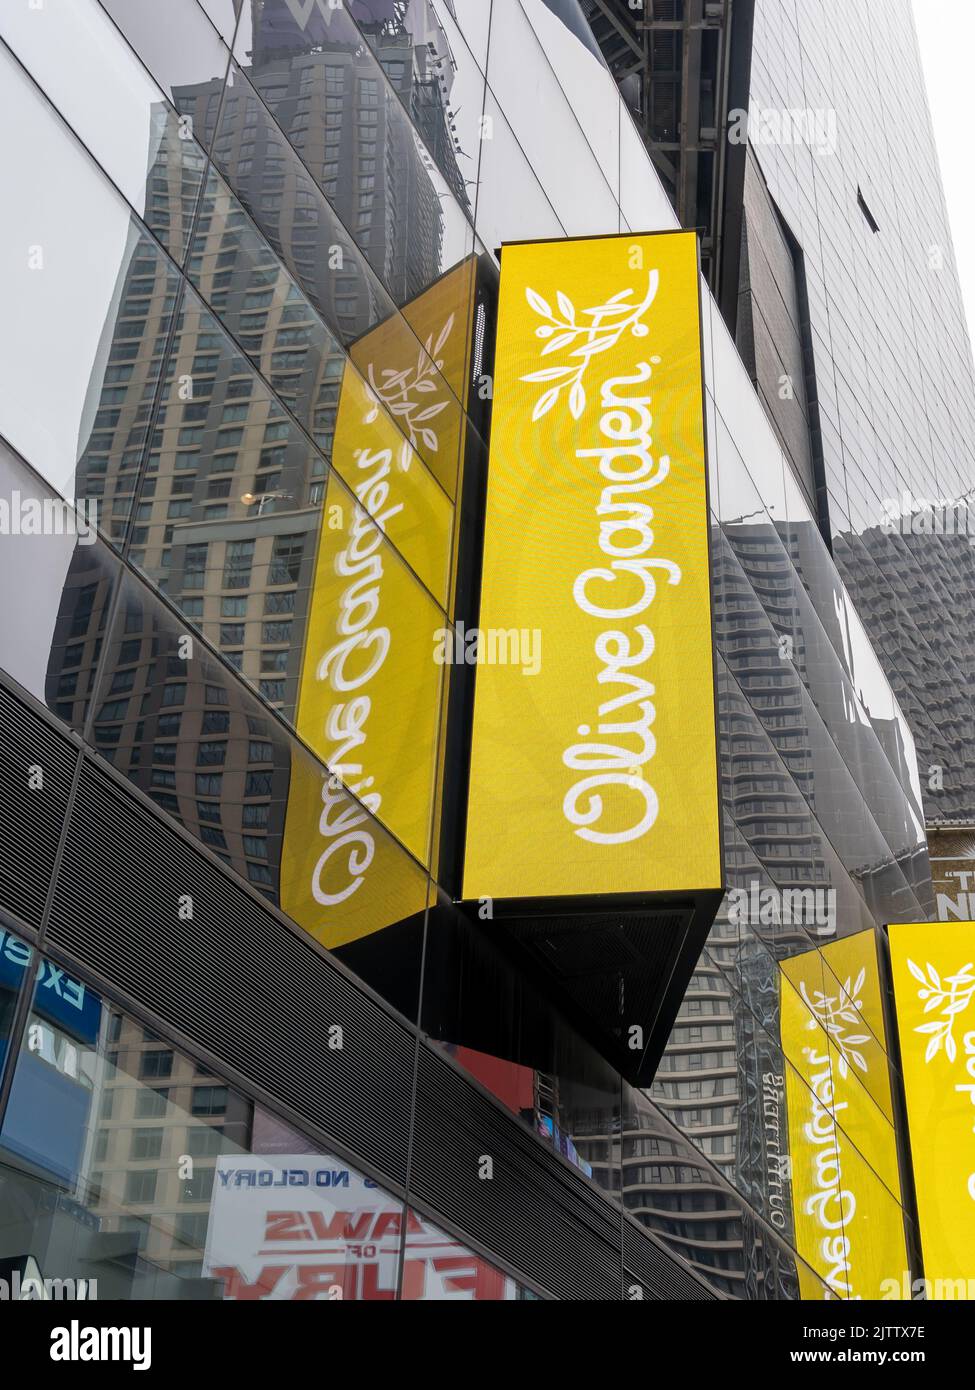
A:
[{"xmin": 0, "ymin": 0, "xmax": 933, "ymax": 1298}]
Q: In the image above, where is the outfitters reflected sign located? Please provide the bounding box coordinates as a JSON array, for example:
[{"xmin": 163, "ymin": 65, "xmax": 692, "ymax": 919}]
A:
[
  {"xmin": 889, "ymin": 920, "xmax": 975, "ymax": 1295},
  {"xmin": 463, "ymin": 231, "xmax": 719, "ymax": 901}
]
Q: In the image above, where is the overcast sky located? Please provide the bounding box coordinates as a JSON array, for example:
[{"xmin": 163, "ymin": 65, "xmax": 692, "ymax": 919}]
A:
[{"xmin": 913, "ymin": 0, "xmax": 975, "ymax": 353}]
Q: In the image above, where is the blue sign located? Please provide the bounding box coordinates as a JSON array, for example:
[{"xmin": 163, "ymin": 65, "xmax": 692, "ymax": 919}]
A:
[{"xmin": 0, "ymin": 929, "xmax": 102, "ymax": 1043}]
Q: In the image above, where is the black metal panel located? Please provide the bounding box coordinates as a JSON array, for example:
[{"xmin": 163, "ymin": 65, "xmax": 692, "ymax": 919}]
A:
[
  {"xmin": 503, "ymin": 904, "xmax": 693, "ymax": 1072},
  {"xmin": 411, "ymin": 1044, "xmax": 621, "ymax": 1300},
  {"xmin": 0, "ymin": 682, "xmax": 78, "ymax": 930},
  {"xmin": 0, "ymin": 682, "xmax": 717, "ymax": 1299},
  {"xmin": 623, "ymin": 1224, "xmax": 717, "ymax": 1301},
  {"xmin": 45, "ymin": 756, "xmax": 416, "ymax": 1189},
  {"xmin": 475, "ymin": 892, "xmax": 724, "ymax": 1087}
]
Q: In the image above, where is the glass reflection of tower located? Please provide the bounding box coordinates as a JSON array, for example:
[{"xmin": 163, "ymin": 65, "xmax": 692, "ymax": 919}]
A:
[
  {"xmin": 621, "ymin": 517, "xmax": 829, "ymax": 1293},
  {"xmin": 353, "ymin": 0, "xmax": 473, "ymax": 215},
  {"xmin": 89, "ymin": 1014, "xmax": 252, "ymax": 1290},
  {"xmin": 45, "ymin": 0, "xmax": 470, "ymax": 932},
  {"xmin": 241, "ymin": 0, "xmax": 456, "ymax": 300},
  {"xmin": 835, "ymin": 519, "xmax": 975, "ymax": 823},
  {"xmin": 70, "ymin": 0, "xmax": 471, "ymax": 716},
  {"xmin": 620, "ymin": 508, "xmax": 930, "ymax": 1292}
]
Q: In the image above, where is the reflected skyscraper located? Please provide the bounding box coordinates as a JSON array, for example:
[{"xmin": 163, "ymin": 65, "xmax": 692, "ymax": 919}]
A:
[{"xmin": 588, "ymin": 0, "xmax": 975, "ymax": 823}]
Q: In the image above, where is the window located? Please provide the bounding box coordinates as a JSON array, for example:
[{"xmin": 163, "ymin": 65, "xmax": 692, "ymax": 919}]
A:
[
  {"xmin": 97, "ymin": 699, "xmax": 129, "ymax": 721},
  {"xmin": 191, "ymin": 1086, "xmax": 228, "ymax": 1116},
  {"xmin": 135, "ymin": 1088, "xmax": 169, "ymax": 1119},
  {"xmin": 264, "ymin": 590, "xmax": 295, "ymax": 614},
  {"xmin": 223, "ymin": 540, "xmax": 254, "ymax": 589},
  {"xmin": 269, "ymin": 535, "xmax": 304, "ymax": 585},
  {"xmin": 140, "ymin": 1050, "xmax": 174, "ymax": 1080},
  {"xmin": 130, "ymin": 1128, "xmax": 164, "ymax": 1161},
  {"xmin": 186, "ymin": 1125, "xmax": 225, "ymax": 1157},
  {"xmin": 173, "ymin": 1213, "xmax": 210, "ymax": 1248},
  {"xmin": 180, "ymin": 1168, "xmax": 215, "ymax": 1202},
  {"xmin": 125, "ymin": 1170, "xmax": 159, "ymax": 1204},
  {"xmin": 251, "ymin": 471, "xmax": 282, "ymax": 497},
  {"xmin": 184, "ymin": 543, "xmax": 208, "ymax": 584},
  {"xmin": 197, "ymin": 741, "xmax": 227, "ymax": 766}
]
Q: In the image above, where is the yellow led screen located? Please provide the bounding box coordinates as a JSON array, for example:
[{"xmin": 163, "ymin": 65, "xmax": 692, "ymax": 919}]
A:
[
  {"xmin": 280, "ymin": 740, "xmax": 433, "ymax": 952},
  {"xmin": 780, "ymin": 930, "xmax": 908, "ymax": 1299},
  {"xmin": 291, "ymin": 470, "xmax": 442, "ymax": 867},
  {"xmin": 280, "ymin": 257, "xmax": 478, "ymax": 947},
  {"xmin": 890, "ymin": 920, "xmax": 975, "ymax": 1296},
  {"xmin": 463, "ymin": 231, "xmax": 720, "ymax": 901}
]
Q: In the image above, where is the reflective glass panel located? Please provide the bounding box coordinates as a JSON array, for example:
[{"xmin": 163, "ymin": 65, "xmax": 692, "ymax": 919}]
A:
[{"xmin": 0, "ymin": 957, "xmax": 409, "ymax": 1298}]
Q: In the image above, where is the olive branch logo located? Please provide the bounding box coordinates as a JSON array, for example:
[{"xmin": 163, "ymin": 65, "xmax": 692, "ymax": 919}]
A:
[
  {"xmin": 907, "ymin": 958, "xmax": 975, "ymax": 1064},
  {"xmin": 363, "ymin": 313, "xmax": 455, "ymax": 468},
  {"xmin": 799, "ymin": 969, "xmax": 870, "ymax": 1077},
  {"xmin": 519, "ymin": 271, "xmax": 660, "ymax": 422}
]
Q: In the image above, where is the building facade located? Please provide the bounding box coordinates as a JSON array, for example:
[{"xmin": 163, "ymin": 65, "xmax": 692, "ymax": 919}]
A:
[
  {"xmin": 0, "ymin": 0, "xmax": 960, "ymax": 1300},
  {"xmin": 588, "ymin": 0, "xmax": 975, "ymax": 823}
]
